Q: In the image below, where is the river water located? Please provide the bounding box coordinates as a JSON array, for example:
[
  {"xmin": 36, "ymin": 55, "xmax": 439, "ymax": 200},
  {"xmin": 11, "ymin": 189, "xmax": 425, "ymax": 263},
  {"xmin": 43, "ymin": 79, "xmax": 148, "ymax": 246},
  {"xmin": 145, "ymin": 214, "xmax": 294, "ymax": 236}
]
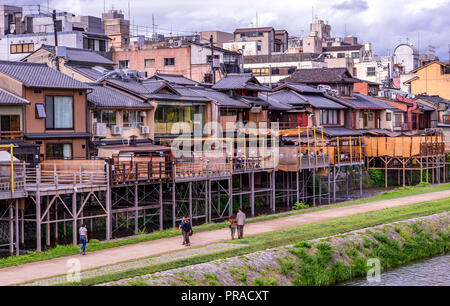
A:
[{"xmin": 343, "ymin": 255, "xmax": 450, "ymax": 286}]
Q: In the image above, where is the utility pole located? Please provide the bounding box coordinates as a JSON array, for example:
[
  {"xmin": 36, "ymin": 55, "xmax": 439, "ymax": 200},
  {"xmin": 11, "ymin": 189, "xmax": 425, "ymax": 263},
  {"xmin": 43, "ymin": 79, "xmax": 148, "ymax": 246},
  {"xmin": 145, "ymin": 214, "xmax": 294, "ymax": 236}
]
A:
[
  {"xmin": 52, "ymin": 10, "xmax": 60, "ymax": 71},
  {"xmin": 210, "ymin": 35, "xmax": 216, "ymax": 84}
]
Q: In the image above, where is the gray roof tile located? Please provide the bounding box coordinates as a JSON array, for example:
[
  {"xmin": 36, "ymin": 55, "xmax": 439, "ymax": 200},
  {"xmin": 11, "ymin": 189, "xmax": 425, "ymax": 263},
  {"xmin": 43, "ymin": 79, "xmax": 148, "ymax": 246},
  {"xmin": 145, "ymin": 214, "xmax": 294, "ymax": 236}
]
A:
[
  {"xmin": 283, "ymin": 68, "xmax": 355, "ymax": 84},
  {"xmin": 190, "ymin": 87, "xmax": 250, "ymax": 108},
  {"xmin": 0, "ymin": 61, "xmax": 89, "ymax": 89},
  {"xmin": 147, "ymin": 73, "xmax": 199, "ymax": 86},
  {"xmin": 212, "ymin": 73, "xmax": 271, "ymax": 91},
  {"xmin": 41, "ymin": 45, "xmax": 116, "ymax": 66},
  {"xmin": 0, "ymin": 88, "xmax": 29, "ymax": 105},
  {"xmin": 87, "ymin": 84, "xmax": 153, "ymax": 109}
]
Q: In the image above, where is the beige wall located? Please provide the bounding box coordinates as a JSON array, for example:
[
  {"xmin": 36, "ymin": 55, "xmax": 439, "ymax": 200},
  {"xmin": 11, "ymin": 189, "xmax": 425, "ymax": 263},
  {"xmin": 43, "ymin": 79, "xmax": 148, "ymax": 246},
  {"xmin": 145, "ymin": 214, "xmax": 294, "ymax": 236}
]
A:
[{"xmin": 409, "ymin": 62, "xmax": 450, "ymax": 100}]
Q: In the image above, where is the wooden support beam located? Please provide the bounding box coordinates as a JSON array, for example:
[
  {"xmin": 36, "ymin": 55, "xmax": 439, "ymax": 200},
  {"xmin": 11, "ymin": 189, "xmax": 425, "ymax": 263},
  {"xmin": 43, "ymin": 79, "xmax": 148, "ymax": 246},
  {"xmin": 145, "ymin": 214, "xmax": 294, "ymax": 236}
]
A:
[
  {"xmin": 9, "ymin": 204, "xmax": 13, "ymax": 255},
  {"xmin": 72, "ymin": 192, "xmax": 77, "ymax": 246},
  {"xmin": 250, "ymin": 172, "xmax": 255, "ymax": 216},
  {"xmin": 159, "ymin": 182, "xmax": 163, "ymax": 231},
  {"xmin": 134, "ymin": 184, "xmax": 138, "ymax": 235},
  {"xmin": 15, "ymin": 199, "xmax": 19, "ymax": 256},
  {"xmin": 172, "ymin": 182, "xmax": 176, "ymax": 228},
  {"xmin": 46, "ymin": 196, "xmax": 50, "ymax": 247},
  {"xmin": 189, "ymin": 181, "xmax": 193, "ymax": 222}
]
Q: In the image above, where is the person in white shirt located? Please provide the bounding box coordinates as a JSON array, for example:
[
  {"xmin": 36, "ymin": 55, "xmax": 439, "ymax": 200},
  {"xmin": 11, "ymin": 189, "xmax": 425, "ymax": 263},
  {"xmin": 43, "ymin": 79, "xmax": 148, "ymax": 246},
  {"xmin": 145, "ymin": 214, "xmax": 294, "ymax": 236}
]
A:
[{"xmin": 79, "ymin": 225, "xmax": 88, "ymax": 255}]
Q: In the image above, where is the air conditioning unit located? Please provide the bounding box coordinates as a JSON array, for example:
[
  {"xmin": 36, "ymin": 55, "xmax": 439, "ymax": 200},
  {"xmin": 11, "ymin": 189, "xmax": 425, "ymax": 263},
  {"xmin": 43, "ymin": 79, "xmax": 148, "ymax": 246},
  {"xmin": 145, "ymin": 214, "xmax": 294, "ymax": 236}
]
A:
[
  {"xmin": 250, "ymin": 106, "xmax": 262, "ymax": 113},
  {"xmin": 94, "ymin": 122, "xmax": 107, "ymax": 138},
  {"xmin": 111, "ymin": 125, "xmax": 123, "ymax": 135},
  {"xmin": 140, "ymin": 125, "xmax": 150, "ymax": 134}
]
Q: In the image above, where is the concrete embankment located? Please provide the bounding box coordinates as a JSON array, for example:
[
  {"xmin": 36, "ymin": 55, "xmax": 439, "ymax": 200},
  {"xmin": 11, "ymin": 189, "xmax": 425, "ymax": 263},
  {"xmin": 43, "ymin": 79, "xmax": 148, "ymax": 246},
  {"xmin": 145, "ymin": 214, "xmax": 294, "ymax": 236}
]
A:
[{"xmin": 101, "ymin": 212, "xmax": 449, "ymax": 286}]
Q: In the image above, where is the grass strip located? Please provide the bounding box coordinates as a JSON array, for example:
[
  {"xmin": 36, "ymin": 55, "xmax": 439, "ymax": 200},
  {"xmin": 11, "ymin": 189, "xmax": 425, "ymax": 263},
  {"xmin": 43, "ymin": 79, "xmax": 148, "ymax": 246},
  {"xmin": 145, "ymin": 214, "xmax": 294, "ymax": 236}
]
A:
[
  {"xmin": 58, "ymin": 198, "xmax": 449, "ymax": 286},
  {"xmin": 2, "ymin": 182, "xmax": 449, "ymax": 269}
]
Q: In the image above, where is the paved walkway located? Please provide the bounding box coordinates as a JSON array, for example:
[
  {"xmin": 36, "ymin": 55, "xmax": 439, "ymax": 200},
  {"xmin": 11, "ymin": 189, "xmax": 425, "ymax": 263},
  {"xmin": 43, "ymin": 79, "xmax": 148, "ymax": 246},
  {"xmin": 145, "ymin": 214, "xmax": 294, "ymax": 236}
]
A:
[{"xmin": 1, "ymin": 190, "xmax": 449, "ymax": 286}]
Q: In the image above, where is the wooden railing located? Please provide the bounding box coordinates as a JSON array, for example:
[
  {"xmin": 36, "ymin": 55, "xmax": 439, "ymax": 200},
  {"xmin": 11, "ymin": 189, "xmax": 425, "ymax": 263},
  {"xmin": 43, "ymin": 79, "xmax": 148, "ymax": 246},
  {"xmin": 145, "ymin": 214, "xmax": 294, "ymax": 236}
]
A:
[
  {"xmin": 0, "ymin": 131, "xmax": 23, "ymax": 140},
  {"xmin": 0, "ymin": 162, "xmax": 26, "ymax": 192},
  {"xmin": 111, "ymin": 161, "xmax": 172, "ymax": 183}
]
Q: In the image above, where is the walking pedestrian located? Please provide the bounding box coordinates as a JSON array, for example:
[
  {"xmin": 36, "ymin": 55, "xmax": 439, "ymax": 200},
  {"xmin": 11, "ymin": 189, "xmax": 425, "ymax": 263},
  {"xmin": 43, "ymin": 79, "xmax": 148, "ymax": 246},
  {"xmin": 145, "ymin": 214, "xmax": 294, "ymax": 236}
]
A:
[
  {"xmin": 229, "ymin": 213, "xmax": 237, "ymax": 240},
  {"xmin": 79, "ymin": 224, "xmax": 88, "ymax": 255},
  {"xmin": 236, "ymin": 209, "xmax": 246, "ymax": 239},
  {"xmin": 179, "ymin": 217, "xmax": 192, "ymax": 247}
]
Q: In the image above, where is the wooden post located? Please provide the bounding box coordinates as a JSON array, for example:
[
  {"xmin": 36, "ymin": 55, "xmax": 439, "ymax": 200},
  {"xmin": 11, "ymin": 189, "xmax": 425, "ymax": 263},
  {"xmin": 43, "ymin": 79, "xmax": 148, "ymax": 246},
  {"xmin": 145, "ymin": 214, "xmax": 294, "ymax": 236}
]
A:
[
  {"xmin": 172, "ymin": 182, "xmax": 176, "ymax": 228},
  {"xmin": 228, "ymin": 177, "xmax": 233, "ymax": 216},
  {"xmin": 328, "ymin": 167, "xmax": 331, "ymax": 204},
  {"xmin": 159, "ymin": 182, "xmax": 163, "ymax": 230},
  {"xmin": 9, "ymin": 203, "xmax": 14, "ymax": 255},
  {"xmin": 21, "ymin": 209, "xmax": 24, "ymax": 244},
  {"xmin": 106, "ymin": 164, "xmax": 111, "ymax": 240},
  {"xmin": 15, "ymin": 199, "xmax": 19, "ymax": 255},
  {"xmin": 72, "ymin": 192, "xmax": 77, "ymax": 246},
  {"xmin": 360, "ymin": 165, "xmax": 363, "ymax": 197},
  {"xmin": 312, "ymin": 170, "xmax": 316, "ymax": 206},
  {"xmin": 333, "ymin": 167, "xmax": 337, "ymax": 202},
  {"xmin": 189, "ymin": 181, "xmax": 193, "ymax": 222},
  {"xmin": 36, "ymin": 165, "xmax": 41, "ymax": 252},
  {"xmin": 55, "ymin": 203, "xmax": 58, "ymax": 242},
  {"xmin": 134, "ymin": 184, "xmax": 138, "ymax": 234},
  {"xmin": 250, "ymin": 172, "xmax": 255, "ymax": 216},
  {"xmin": 271, "ymin": 170, "xmax": 276, "ymax": 212},
  {"xmin": 46, "ymin": 196, "xmax": 50, "ymax": 247}
]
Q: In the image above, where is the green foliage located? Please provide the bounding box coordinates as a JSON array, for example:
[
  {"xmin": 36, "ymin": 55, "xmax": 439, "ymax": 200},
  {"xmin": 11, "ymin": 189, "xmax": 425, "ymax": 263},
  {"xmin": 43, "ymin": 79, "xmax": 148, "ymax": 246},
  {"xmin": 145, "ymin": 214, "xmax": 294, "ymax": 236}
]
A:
[
  {"xmin": 369, "ymin": 168, "xmax": 384, "ymax": 187},
  {"xmin": 56, "ymin": 199, "xmax": 448, "ymax": 286},
  {"xmin": 293, "ymin": 201, "xmax": 309, "ymax": 210},
  {"xmin": 294, "ymin": 241, "xmax": 312, "ymax": 249}
]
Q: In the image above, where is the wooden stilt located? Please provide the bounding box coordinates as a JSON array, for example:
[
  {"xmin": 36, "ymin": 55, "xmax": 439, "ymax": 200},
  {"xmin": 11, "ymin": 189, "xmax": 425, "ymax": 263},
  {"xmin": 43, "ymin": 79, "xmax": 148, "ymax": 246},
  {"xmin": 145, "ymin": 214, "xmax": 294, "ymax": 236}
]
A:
[
  {"xmin": 159, "ymin": 182, "xmax": 163, "ymax": 230},
  {"xmin": 9, "ymin": 203, "xmax": 14, "ymax": 255},
  {"xmin": 15, "ymin": 199, "xmax": 19, "ymax": 255},
  {"xmin": 134, "ymin": 184, "xmax": 138, "ymax": 234},
  {"xmin": 72, "ymin": 192, "xmax": 77, "ymax": 246}
]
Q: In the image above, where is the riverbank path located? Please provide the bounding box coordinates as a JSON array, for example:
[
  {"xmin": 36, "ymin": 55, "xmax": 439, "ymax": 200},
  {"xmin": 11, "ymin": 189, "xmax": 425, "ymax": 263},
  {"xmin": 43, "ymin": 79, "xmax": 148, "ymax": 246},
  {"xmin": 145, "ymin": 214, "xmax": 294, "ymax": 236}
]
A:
[{"xmin": 1, "ymin": 189, "xmax": 449, "ymax": 285}]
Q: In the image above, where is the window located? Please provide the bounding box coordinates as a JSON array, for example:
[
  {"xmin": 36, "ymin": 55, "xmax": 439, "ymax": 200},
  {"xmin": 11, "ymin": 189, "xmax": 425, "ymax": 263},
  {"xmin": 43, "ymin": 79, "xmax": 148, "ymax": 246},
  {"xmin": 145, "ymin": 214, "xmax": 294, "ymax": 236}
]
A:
[
  {"xmin": 35, "ymin": 104, "xmax": 46, "ymax": 119},
  {"xmin": 123, "ymin": 110, "xmax": 144, "ymax": 128},
  {"xmin": 386, "ymin": 112, "xmax": 392, "ymax": 121},
  {"xmin": 340, "ymin": 85, "xmax": 351, "ymax": 97},
  {"xmin": 353, "ymin": 68, "xmax": 357, "ymax": 76},
  {"xmin": 337, "ymin": 53, "xmax": 345, "ymax": 58},
  {"xmin": 10, "ymin": 43, "xmax": 34, "ymax": 54},
  {"xmin": 271, "ymin": 68, "xmax": 280, "ymax": 75},
  {"xmin": 351, "ymin": 52, "xmax": 360, "ymax": 58},
  {"xmin": 164, "ymin": 58, "xmax": 175, "ymax": 66},
  {"xmin": 46, "ymin": 143, "xmax": 72, "ymax": 160},
  {"xmin": 257, "ymin": 45, "xmax": 262, "ymax": 51},
  {"xmin": 45, "ymin": 96, "xmax": 73, "ymax": 129},
  {"xmin": 394, "ymin": 114, "xmax": 402, "ymax": 128},
  {"xmin": 99, "ymin": 40, "xmax": 106, "ymax": 52},
  {"xmin": 144, "ymin": 58, "xmax": 155, "ymax": 68},
  {"xmin": 204, "ymin": 73, "xmax": 213, "ymax": 83},
  {"xmin": 94, "ymin": 110, "xmax": 117, "ymax": 127},
  {"xmin": 206, "ymin": 55, "xmax": 219, "ymax": 63},
  {"xmin": 119, "ymin": 60, "xmax": 130, "ymax": 69},
  {"xmin": 320, "ymin": 110, "xmax": 339, "ymax": 125},
  {"xmin": 252, "ymin": 68, "xmax": 269, "ymax": 76},
  {"xmin": 0, "ymin": 115, "xmax": 20, "ymax": 132},
  {"xmin": 367, "ymin": 67, "xmax": 376, "ymax": 76}
]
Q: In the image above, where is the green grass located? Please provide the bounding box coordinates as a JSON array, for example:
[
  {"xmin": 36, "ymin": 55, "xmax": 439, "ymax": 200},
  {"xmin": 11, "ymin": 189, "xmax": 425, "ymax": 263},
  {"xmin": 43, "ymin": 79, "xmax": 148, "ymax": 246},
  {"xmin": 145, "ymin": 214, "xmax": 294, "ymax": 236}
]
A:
[
  {"xmin": 57, "ymin": 199, "xmax": 448, "ymax": 286},
  {"xmin": 2, "ymin": 182, "xmax": 449, "ymax": 270}
]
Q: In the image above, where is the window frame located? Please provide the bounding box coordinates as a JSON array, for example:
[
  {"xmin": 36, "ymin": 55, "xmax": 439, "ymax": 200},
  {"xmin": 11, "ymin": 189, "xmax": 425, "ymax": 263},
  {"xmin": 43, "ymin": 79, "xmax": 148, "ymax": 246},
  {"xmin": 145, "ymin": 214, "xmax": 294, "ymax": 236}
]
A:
[
  {"xmin": 119, "ymin": 60, "xmax": 130, "ymax": 69},
  {"xmin": 45, "ymin": 143, "xmax": 73, "ymax": 160},
  {"xmin": 45, "ymin": 95, "xmax": 74, "ymax": 130},
  {"xmin": 144, "ymin": 58, "xmax": 155, "ymax": 68},
  {"xmin": 367, "ymin": 67, "xmax": 376, "ymax": 77},
  {"xmin": 123, "ymin": 110, "xmax": 144, "ymax": 128},
  {"xmin": 164, "ymin": 58, "xmax": 175, "ymax": 66}
]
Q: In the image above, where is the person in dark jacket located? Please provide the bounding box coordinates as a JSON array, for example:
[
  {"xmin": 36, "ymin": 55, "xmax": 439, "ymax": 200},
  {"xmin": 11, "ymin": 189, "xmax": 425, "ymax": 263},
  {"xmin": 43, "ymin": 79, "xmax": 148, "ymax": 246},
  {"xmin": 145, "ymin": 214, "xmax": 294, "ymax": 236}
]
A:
[{"xmin": 178, "ymin": 216, "xmax": 192, "ymax": 247}]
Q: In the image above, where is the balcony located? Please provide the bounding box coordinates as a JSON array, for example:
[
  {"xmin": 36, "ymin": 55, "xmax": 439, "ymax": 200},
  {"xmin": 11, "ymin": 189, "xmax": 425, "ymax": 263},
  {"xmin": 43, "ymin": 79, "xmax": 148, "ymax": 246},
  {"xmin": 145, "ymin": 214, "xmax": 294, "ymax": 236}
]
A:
[
  {"xmin": 0, "ymin": 131, "xmax": 23, "ymax": 140},
  {"xmin": 443, "ymin": 115, "xmax": 450, "ymax": 125}
]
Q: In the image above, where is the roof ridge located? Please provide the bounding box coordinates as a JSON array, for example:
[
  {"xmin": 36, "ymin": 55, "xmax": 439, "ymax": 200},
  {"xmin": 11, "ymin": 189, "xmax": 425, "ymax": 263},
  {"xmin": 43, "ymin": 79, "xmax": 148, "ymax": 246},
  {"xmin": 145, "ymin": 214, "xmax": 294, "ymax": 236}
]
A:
[{"xmin": 0, "ymin": 60, "xmax": 46, "ymax": 66}]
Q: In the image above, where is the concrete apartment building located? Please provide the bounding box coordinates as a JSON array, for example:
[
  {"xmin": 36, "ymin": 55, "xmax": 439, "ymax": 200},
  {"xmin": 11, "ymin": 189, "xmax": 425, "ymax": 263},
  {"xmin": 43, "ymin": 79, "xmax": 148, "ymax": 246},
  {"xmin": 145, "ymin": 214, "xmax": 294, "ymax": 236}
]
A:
[
  {"xmin": 226, "ymin": 27, "xmax": 288, "ymax": 56},
  {"xmin": 102, "ymin": 9, "xmax": 130, "ymax": 49},
  {"xmin": 0, "ymin": 5, "xmax": 110, "ymax": 61},
  {"xmin": 112, "ymin": 41, "xmax": 240, "ymax": 84}
]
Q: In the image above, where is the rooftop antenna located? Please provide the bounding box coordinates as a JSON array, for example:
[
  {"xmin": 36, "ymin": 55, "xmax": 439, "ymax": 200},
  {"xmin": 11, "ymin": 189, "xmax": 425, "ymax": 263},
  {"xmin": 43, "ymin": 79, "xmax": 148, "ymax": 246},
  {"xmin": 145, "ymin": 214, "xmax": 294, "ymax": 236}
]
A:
[
  {"xmin": 256, "ymin": 10, "xmax": 258, "ymax": 28},
  {"xmin": 344, "ymin": 24, "xmax": 347, "ymax": 37},
  {"xmin": 312, "ymin": 6, "xmax": 314, "ymax": 22}
]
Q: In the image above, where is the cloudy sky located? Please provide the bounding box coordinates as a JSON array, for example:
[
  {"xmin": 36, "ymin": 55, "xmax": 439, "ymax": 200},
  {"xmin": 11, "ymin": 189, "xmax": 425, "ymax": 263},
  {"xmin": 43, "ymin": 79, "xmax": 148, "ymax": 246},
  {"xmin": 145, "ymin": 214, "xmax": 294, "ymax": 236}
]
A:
[{"xmin": 6, "ymin": 0, "xmax": 450, "ymax": 59}]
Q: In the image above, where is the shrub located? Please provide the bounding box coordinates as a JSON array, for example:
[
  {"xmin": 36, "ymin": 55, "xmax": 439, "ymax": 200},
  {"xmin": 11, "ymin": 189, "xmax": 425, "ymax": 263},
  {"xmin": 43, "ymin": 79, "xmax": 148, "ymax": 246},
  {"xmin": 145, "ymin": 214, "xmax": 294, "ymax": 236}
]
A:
[{"xmin": 293, "ymin": 201, "xmax": 309, "ymax": 210}]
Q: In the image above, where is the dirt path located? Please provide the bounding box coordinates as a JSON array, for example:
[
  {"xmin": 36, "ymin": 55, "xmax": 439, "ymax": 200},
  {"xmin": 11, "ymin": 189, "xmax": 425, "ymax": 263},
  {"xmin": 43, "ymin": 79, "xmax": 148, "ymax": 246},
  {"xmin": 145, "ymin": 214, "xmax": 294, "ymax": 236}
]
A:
[{"xmin": 1, "ymin": 190, "xmax": 449, "ymax": 286}]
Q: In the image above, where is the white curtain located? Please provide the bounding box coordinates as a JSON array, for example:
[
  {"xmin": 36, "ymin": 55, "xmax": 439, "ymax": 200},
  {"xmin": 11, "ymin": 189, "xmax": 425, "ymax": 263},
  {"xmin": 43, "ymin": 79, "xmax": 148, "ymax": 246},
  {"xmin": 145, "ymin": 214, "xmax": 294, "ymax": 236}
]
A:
[{"xmin": 54, "ymin": 97, "xmax": 73, "ymax": 129}]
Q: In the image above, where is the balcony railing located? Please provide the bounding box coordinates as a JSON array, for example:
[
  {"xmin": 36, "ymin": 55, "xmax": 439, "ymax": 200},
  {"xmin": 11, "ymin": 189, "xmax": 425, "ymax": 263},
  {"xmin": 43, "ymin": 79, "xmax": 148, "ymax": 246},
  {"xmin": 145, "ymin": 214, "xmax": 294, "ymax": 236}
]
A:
[
  {"xmin": 443, "ymin": 115, "xmax": 450, "ymax": 125},
  {"xmin": 0, "ymin": 131, "xmax": 23, "ymax": 140}
]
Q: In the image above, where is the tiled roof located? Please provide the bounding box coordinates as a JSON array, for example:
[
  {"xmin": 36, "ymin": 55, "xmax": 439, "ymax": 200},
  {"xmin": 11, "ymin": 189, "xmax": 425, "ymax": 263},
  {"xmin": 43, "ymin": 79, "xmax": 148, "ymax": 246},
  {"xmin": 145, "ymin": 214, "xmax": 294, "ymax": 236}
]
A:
[
  {"xmin": 189, "ymin": 87, "xmax": 250, "ymax": 108},
  {"xmin": 302, "ymin": 93, "xmax": 347, "ymax": 109},
  {"xmin": 239, "ymin": 96, "xmax": 269, "ymax": 107},
  {"xmin": 282, "ymin": 68, "xmax": 355, "ymax": 84},
  {"xmin": 416, "ymin": 95, "xmax": 450, "ymax": 105},
  {"xmin": 274, "ymin": 83, "xmax": 322, "ymax": 94},
  {"xmin": 268, "ymin": 90, "xmax": 309, "ymax": 105},
  {"xmin": 0, "ymin": 88, "xmax": 29, "ymax": 105},
  {"xmin": 66, "ymin": 65, "xmax": 104, "ymax": 80},
  {"xmin": 322, "ymin": 127, "xmax": 362, "ymax": 137},
  {"xmin": 212, "ymin": 73, "xmax": 271, "ymax": 91},
  {"xmin": 258, "ymin": 93, "xmax": 293, "ymax": 111},
  {"xmin": 0, "ymin": 61, "xmax": 89, "ymax": 89},
  {"xmin": 147, "ymin": 73, "xmax": 199, "ymax": 86},
  {"xmin": 332, "ymin": 93, "xmax": 400, "ymax": 110},
  {"xmin": 87, "ymin": 84, "xmax": 153, "ymax": 109},
  {"xmin": 41, "ymin": 45, "xmax": 116, "ymax": 66}
]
